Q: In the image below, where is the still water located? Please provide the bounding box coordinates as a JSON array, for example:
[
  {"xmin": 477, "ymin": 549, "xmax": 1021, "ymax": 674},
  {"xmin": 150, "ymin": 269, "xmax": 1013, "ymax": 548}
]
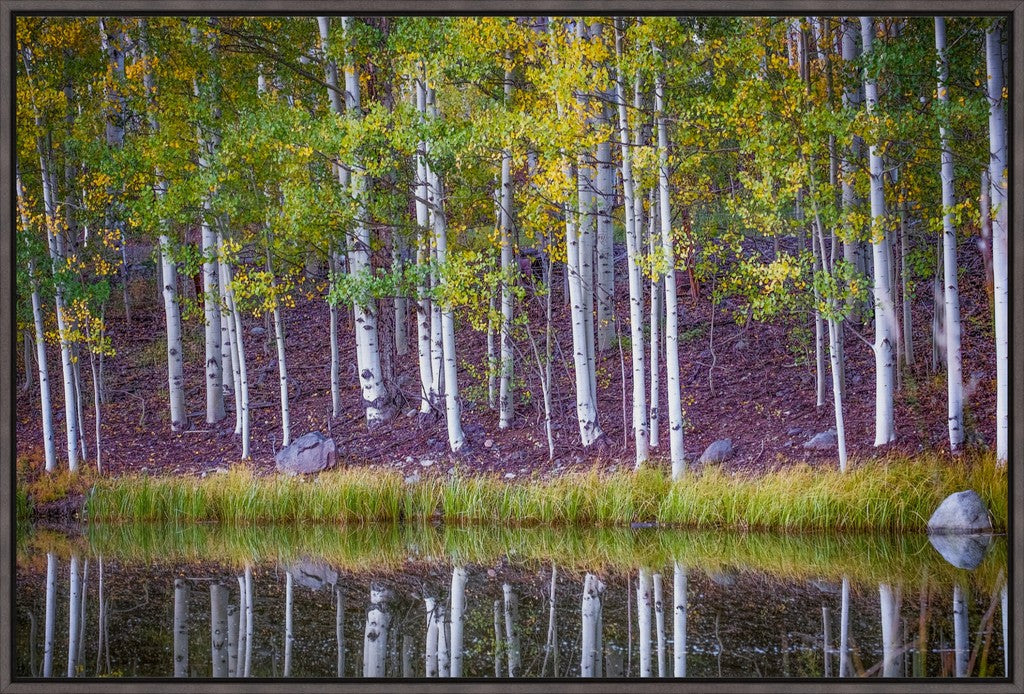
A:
[{"xmin": 14, "ymin": 523, "xmax": 1008, "ymax": 680}]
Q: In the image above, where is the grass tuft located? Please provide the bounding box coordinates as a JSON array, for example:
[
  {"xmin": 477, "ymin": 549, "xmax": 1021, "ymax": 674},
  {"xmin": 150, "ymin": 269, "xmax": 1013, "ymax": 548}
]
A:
[{"xmin": 78, "ymin": 452, "xmax": 1007, "ymax": 532}]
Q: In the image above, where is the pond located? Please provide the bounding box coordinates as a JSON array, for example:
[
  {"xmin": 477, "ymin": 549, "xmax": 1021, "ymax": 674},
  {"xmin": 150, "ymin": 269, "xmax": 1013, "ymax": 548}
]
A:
[{"xmin": 13, "ymin": 524, "xmax": 1008, "ymax": 680}]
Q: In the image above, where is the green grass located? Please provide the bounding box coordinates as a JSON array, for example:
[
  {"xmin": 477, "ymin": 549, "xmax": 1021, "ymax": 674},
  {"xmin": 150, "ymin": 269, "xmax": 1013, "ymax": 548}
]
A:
[
  {"xmin": 78, "ymin": 451, "xmax": 1008, "ymax": 533},
  {"xmin": 17, "ymin": 522, "xmax": 1008, "ymax": 595}
]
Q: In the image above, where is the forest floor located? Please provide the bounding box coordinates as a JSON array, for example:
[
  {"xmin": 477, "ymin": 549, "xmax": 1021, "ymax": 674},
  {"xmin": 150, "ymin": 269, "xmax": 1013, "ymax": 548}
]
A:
[{"xmin": 15, "ymin": 236, "xmax": 998, "ymax": 484}]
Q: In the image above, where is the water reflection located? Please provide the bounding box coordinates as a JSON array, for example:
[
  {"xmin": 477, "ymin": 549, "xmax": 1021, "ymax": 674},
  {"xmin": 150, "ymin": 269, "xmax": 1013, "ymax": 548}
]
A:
[{"xmin": 14, "ymin": 525, "xmax": 1008, "ymax": 679}]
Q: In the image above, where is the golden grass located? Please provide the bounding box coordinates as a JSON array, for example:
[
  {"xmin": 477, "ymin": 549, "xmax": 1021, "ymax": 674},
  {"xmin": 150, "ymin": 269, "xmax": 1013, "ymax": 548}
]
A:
[{"xmin": 77, "ymin": 451, "xmax": 1007, "ymax": 533}]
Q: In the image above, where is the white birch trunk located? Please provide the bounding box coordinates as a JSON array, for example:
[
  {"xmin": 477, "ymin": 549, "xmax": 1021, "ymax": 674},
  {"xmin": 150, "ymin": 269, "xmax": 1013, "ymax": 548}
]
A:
[
  {"xmin": 283, "ymin": 572, "xmax": 293, "ymax": 677},
  {"xmin": 191, "ymin": 39, "xmax": 225, "ymax": 424},
  {"xmin": 879, "ymin": 583, "xmax": 901, "ymax": 677},
  {"xmin": 986, "ymin": 23, "xmax": 1008, "ymax": 464},
  {"xmin": 265, "ymin": 234, "xmax": 290, "ymax": 448},
  {"xmin": 637, "ymin": 568, "xmax": 652, "ymax": 677},
  {"xmin": 224, "ymin": 264, "xmax": 250, "ymax": 457},
  {"xmin": 614, "ymin": 19, "xmax": 649, "ymax": 468},
  {"xmin": 543, "ymin": 564, "xmax": 558, "ymax": 677},
  {"xmin": 649, "ymin": 189, "xmax": 661, "ymax": 449},
  {"xmin": 227, "ymin": 604, "xmax": 239, "ymax": 677},
  {"xmin": 341, "ymin": 16, "xmax": 389, "ymax": 426},
  {"xmin": 839, "ymin": 578, "xmax": 852, "ymax": 677},
  {"xmin": 18, "ymin": 172, "xmax": 57, "ymax": 472},
  {"xmin": 840, "ymin": 19, "xmax": 865, "ymax": 302},
  {"xmin": 335, "ymin": 586, "xmax": 345, "ymax": 677},
  {"xmin": 450, "ymin": 566, "xmax": 467, "ymax": 677},
  {"xmin": 43, "ymin": 554, "xmax": 56, "ymax": 677},
  {"xmin": 244, "ymin": 566, "xmax": 254, "ymax": 677},
  {"xmin": 654, "ymin": 66, "xmax": 685, "ymax": 477},
  {"xmin": 415, "ymin": 235, "xmax": 433, "ymax": 413},
  {"xmin": 580, "ymin": 573, "xmax": 605, "ymax": 677},
  {"xmin": 173, "ymin": 580, "xmax": 190, "ymax": 677},
  {"xmin": 363, "ymin": 584, "xmax": 391, "ymax": 677},
  {"xmin": 67, "ymin": 555, "xmax": 81, "ymax": 677},
  {"xmin": 503, "ymin": 583, "xmax": 521, "ymax": 677},
  {"xmin": 653, "ymin": 572, "xmax": 666, "ymax": 677},
  {"xmin": 139, "ymin": 23, "xmax": 187, "ymax": 433},
  {"xmin": 200, "ymin": 202, "xmax": 224, "ymax": 424},
  {"xmin": 860, "ymin": 17, "xmax": 897, "ymax": 446},
  {"xmin": 217, "ymin": 237, "xmax": 242, "ymax": 435},
  {"xmin": 953, "ymin": 584, "xmax": 968, "ymax": 677},
  {"xmin": 424, "ymin": 596, "xmax": 438, "ymax": 677},
  {"xmin": 425, "ymin": 87, "xmax": 465, "ymax": 452},
  {"xmin": 935, "ymin": 18, "xmax": 964, "ymax": 453},
  {"xmin": 236, "ymin": 576, "xmax": 247, "ymax": 677},
  {"xmin": 211, "ymin": 583, "xmax": 228, "ymax": 678},
  {"xmin": 499, "ymin": 68, "xmax": 514, "ymax": 429},
  {"xmin": 39, "ymin": 145, "xmax": 79, "ymax": 469},
  {"xmin": 596, "ymin": 108, "xmax": 616, "ymax": 354},
  {"xmin": 673, "ymin": 562, "xmax": 687, "ymax": 677}
]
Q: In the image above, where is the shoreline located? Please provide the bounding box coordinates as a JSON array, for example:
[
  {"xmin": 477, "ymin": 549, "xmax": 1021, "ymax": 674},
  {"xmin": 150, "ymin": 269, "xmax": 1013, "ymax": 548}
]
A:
[{"xmin": 19, "ymin": 451, "xmax": 1007, "ymax": 534}]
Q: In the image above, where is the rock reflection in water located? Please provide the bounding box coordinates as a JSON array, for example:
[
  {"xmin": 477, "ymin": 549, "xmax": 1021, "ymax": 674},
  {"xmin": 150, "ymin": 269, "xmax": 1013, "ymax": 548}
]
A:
[{"xmin": 13, "ymin": 525, "xmax": 1008, "ymax": 679}]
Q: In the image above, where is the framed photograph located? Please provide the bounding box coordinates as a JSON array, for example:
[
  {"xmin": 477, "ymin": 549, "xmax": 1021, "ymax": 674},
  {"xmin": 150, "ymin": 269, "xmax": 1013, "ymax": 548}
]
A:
[{"xmin": 2, "ymin": 3, "xmax": 1020, "ymax": 691}]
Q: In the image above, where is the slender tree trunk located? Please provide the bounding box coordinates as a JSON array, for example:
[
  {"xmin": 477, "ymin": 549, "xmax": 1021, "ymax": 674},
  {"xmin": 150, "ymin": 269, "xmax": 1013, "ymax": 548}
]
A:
[
  {"xmin": 899, "ymin": 197, "xmax": 913, "ymax": 368},
  {"xmin": 235, "ymin": 575, "xmax": 247, "ymax": 678},
  {"xmin": 580, "ymin": 573, "xmax": 605, "ymax": 677},
  {"xmin": 192, "ymin": 35, "xmax": 225, "ymax": 424},
  {"xmin": 243, "ymin": 566, "xmax": 254, "ymax": 676},
  {"xmin": 649, "ymin": 188, "xmax": 661, "ymax": 449},
  {"xmin": 363, "ymin": 584, "xmax": 391, "ymax": 677},
  {"xmin": 223, "ymin": 263, "xmax": 250, "ymax": 458},
  {"xmin": 654, "ymin": 63, "xmax": 685, "ymax": 477},
  {"xmin": 503, "ymin": 583, "xmax": 521, "ymax": 677},
  {"xmin": 282, "ymin": 572, "xmax": 293, "ymax": 677},
  {"xmin": 67, "ymin": 555, "xmax": 82, "ymax": 677},
  {"xmin": 341, "ymin": 17, "xmax": 389, "ymax": 426},
  {"xmin": 935, "ymin": 18, "xmax": 964, "ymax": 453},
  {"xmin": 38, "ymin": 143, "xmax": 79, "ymax": 469},
  {"xmin": 173, "ymin": 579, "xmax": 189, "ymax": 677},
  {"xmin": 318, "ymin": 23, "xmax": 346, "ymax": 419},
  {"xmin": 840, "ymin": 19, "xmax": 865, "ymax": 318},
  {"xmin": 836, "ymin": 577, "xmax": 850, "ymax": 677},
  {"xmin": 335, "ymin": 586, "xmax": 345, "ymax": 677},
  {"xmin": 393, "ymin": 242, "xmax": 409, "ymax": 357},
  {"xmin": 861, "ymin": 17, "xmax": 896, "ymax": 446},
  {"xmin": 200, "ymin": 202, "xmax": 224, "ymax": 424},
  {"xmin": 218, "ymin": 238, "xmax": 243, "ymax": 436},
  {"xmin": 227, "ymin": 604, "xmax": 239, "ymax": 678},
  {"xmin": 499, "ymin": 68, "xmax": 515, "ymax": 429},
  {"xmin": 879, "ymin": 583, "xmax": 901, "ymax": 677},
  {"xmin": 953, "ymin": 584, "xmax": 968, "ymax": 677},
  {"xmin": 425, "ymin": 595, "xmax": 439, "ymax": 677},
  {"xmin": 979, "ymin": 169, "xmax": 994, "ymax": 306},
  {"xmin": 543, "ymin": 564, "xmax": 558, "ymax": 677},
  {"xmin": 415, "ymin": 234, "xmax": 433, "ymax": 414},
  {"xmin": 653, "ymin": 572, "xmax": 666, "ymax": 677},
  {"xmin": 812, "ymin": 225, "xmax": 827, "ymax": 408},
  {"xmin": 421, "ymin": 85, "xmax": 465, "ymax": 451},
  {"xmin": 43, "ymin": 554, "xmax": 56, "ymax": 677},
  {"xmin": 614, "ymin": 19, "xmax": 649, "ymax": 468},
  {"xmin": 596, "ymin": 104, "xmax": 616, "ymax": 354},
  {"xmin": 265, "ymin": 231, "xmax": 290, "ymax": 448},
  {"xmin": 210, "ymin": 583, "xmax": 228, "ymax": 678},
  {"xmin": 637, "ymin": 568, "xmax": 652, "ymax": 677},
  {"xmin": 673, "ymin": 563, "xmax": 687, "ymax": 677},
  {"xmin": 450, "ymin": 566, "xmax": 467, "ymax": 677},
  {"xmin": 985, "ymin": 22, "xmax": 1008, "ymax": 464}
]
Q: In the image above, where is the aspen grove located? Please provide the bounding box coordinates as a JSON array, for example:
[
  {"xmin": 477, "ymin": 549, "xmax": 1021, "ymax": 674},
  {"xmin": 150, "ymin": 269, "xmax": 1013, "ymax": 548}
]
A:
[{"xmin": 15, "ymin": 15, "xmax": 1010, "ymax": 478}]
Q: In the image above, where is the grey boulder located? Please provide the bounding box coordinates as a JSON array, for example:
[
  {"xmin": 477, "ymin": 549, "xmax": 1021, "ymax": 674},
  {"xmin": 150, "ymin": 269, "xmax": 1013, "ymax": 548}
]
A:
[
  {"xmin": 275, "ymin": 432, "xmax": 337, "ymax": 475},
  {"xmin": 699, "ymin": 438, "xmax": 735, "ymax": 465},
  {"xmin": 288, "ymin": 561, "xmax": 338, "ymax": 590},
  {"xmin": 927, "ymin": 490, "xmax": 993, "ymax": 534},
  {"xmin": 802, "ymin": 428, "xmax": 837, "ymax": 450},
  {"xmin": 928, "ymin": 533, "xmax": 993, "ymax": 570}
]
